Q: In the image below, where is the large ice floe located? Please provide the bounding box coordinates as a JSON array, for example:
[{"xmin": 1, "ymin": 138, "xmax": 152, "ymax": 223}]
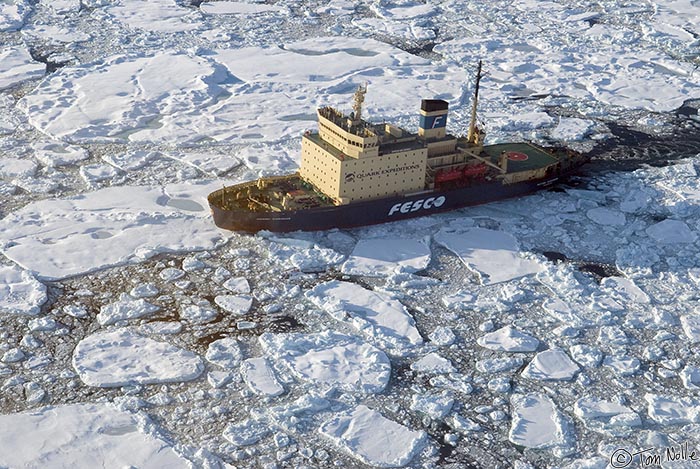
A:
[
  {"xmin": 16, "ymin": 37, "xmax": 463, "ymax": 147},
  {"xmin": 0, "ymin": 181, "xmax": 229, "ymax": 279},
  {"xmin": 259, "ymin": 331, "xmax": 391, "ymax": 394},
  {"xmin": 509, "ymin": 393, "xmax": 572, "ymax": 455},
  {"xmin": 72, "ymin": 329, "xmax": 204, "ymax": 387},
  {"xmin": 341, "ymin": 237, "xmax": 431, "ymax": 276},
  {"xmin": 0, "ymin": 403, "xmax": 192, "ymax": 468},
  {"xmin": 306, "ymin": 280, "xmax": 423, "ymax": 354},
  {"xmin": 319, "ymin": 405, "xmax": 427, "ymax": 467},
  {"xmin": 435, "ymin": 227, "xmax": 544, "ymax": 285}
]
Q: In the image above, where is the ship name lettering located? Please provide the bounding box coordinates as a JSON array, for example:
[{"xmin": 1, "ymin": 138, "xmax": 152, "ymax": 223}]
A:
[{"xmin": 388, "ymin": 196, "xmax": 446, "ymax": 216}]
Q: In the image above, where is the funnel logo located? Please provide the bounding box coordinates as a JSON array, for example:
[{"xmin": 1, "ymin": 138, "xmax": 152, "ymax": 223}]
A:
[
  {"xmin": 388, "ymin": 196, "xmax": 446, "ymax": 216},
  {"xmin": 419, "ymin": 114, "xmax": 447, "ymax": 129}
]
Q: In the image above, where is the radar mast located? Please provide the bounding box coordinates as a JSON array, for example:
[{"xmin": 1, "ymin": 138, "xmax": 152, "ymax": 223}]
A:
[{"xmin": 352, "ymin": 83, "xmax": 368, "ymax": 124}]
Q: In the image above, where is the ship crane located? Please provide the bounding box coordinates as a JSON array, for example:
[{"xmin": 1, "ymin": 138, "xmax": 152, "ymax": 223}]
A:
[{"xmin": 467, "ymin": 60, "xmax": 483, "ymax": 145}]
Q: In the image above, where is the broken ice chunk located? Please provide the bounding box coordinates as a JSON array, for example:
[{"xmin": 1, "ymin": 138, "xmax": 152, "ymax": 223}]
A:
[
  {"xmin": 645, "ymin": 219, "xmax": 697, "ymax": 244},
  {"xmin": 241, "ymin": 357, "xmax": 284, "ymax": 397},
  {"xmin": 259, "ymin": 331, "xmax": 390, "ymax": 394},
  {"xmin": 214, "ymin": 295, "xmax": 252, "ymax": 315},
  {"xmin": 341, "ymin": 237, "xmax": 431, "ymax": 276},
  {"xmin": 97, "ymin": 293, "xmax": 159, "ymax": 326},
  {"xmin": 435, "ymin": 228, "xmax": 544, "ymax": 285},
  {"xmin": 477, "ymin": 325, "xmax": 539, "ymax": 352},
  {"xmin": 319, "ymin": 405, "xmax": 427, "ymax": 467},
  {"xmin": 411, "ymin": 352, "xmax": 456, "ymax": 374},
  {"xmin": 205, "ymin": 337, "xmax": 242, "ymax": 369},
  {"xmin": 72, "ymin": 329, "xmax": 203, "ymax": 387},
  {"xmin": 0, "ymin": 265, "xmax": 47, "ymax": 316},
  {"xmin": 222, "ymin": 276, "xmax": 250, "ymax": 294},
  {"xmin": 306, "ymin": 280, "xmax": 422, "ymax": 354},
  {"xmin": 223, "ymin": 418, "xmax": 271, "ymax": 446},
  {"xmin": 410, "ymin": 390, "xmax": 455, "ymax": 420},
  {"xmin": 574, "ymin": 397, "xmax": 641, "ymax": 436},
  {"xmin": 509, "ymin": 393, "xmax": 571, "ymax": 451},
  {"xmin": 645, "ymin": 393, "xmax": 700, "ymax": 425},
  {"xmin": 522, "ymin": 349, "xmax": 579, "ymax": 381}
]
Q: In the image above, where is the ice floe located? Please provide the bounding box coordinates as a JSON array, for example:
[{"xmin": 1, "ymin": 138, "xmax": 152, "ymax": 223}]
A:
[
  {"xmin": 411, "ymin": 352, "xmax": 456, "ymax": 375},
  {"xmin": 522, "ymin": 349, "xmax": 580, "ymax": 381},
  {"xmin": 0, "ymin": 182, "xmax": 229, "ymax": 280},
  {"xmin": 477, "ymin": 326, "xmax": 540, "ymax": 352},
  {"xmin": 574, "ymin": 397, "xmax": 641, "ymax": 436},
  {"xmin": 72, "ymin": 329, "xmax": 204, "ymax": 387},
  {"xmin": 259, "ymin": 331, "xmax": 391, "ymax": 394},
  {"xmin": 319, "ymin": 405, "xmax": 427, "ymax": 468},
  {"xmin": 214, "ymin": 295, "xmax": 253, "ymax": 315},
  {"xmin": 341, "ymin": 237, "xmax": 431, "ymax": 276},
  {"xmin": 435, "ymin": 228, "xmax": 543, "ymax": 285},
  {"xmin": 97, "ymin": 293, "xmax": 160, "ymax": 326},
  {"xmin": 645, "ymin": 219, "xmax": 697, "ymax": 244},
  {"xmin": 0, "ymin": 265, "xmax": 47, "ymax": 315},
  {"xmin": 0, "ymin": 46, "xmax": 45, "ymax": 90},
  {"xmin": 0, "ymin": 1, "xmax": 28, "ymax": 31},
  {"xmin": 18, "ymin": 52, "xmax": 226, "ymax": 142},
  {"xmin": 645, "ymin": 394, "xmax": 700, "ymax": 425},
  {"xmin": 105, "ymin": 0, "xmax": 202, "ymax": 33},
  {"xmin": 200, "ymin": 1, "xmax": 284, "ymax": 15},
  {"xmin": 411, "ymin": 390, "xmax": 455, "ymax": 420},
  {"xmin": 205, "ymin": 337, "xmax": 242, "ymax": 369},
  {"xmin": 306, "ymin": 280, "xmax": 422, "ymax": 354},
  {"xmin": 241, "ymin": 357, "xmax": 284, "ymax": 397},
  {"xmin": 0, "ymin": 403, "xmax": 192, "ymax": 468},
  {"xmin": 509, "ymin": 393, "xmax": 571, "ymax": 453}
]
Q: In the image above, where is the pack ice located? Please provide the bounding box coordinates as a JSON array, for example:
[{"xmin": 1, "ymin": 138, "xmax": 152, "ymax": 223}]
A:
[{"xmin": 0, "ymin": 403, "xmax": 192, "ymax": 468}]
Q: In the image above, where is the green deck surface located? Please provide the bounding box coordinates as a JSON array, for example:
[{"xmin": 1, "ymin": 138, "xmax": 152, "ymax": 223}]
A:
[{"xmin": 482, "ymin": 142, "xmax": 559, "ymax": 173}]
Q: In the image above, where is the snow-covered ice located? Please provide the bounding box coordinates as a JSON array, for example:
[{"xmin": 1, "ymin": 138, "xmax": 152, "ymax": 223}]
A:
[
  {"xmin": 435, "ymin": 228, "xmax": 544, "ymax": 285},
  {"xmin": 573, "ymin": 397, "xmax": 641, "ymax": 436},
  {"xmin": 214, "ymin": 295, "xmax": 253, "ymax": 315},
  {"xmin": 0, "ymin": 265, "xmax": 47, "ymax": 315},
  {"xmin": 319, "ymin": 405, "xmax": 427, "ymax": 468},
  {"xmin": 410, "ymin": 390, "xmax": 455, "ymax": 420},
  {"xmin": 341, "ymin": 237, "xmax": 431, "ymax": 276},
  {"xmin": 645, "ymin": 394, "xmax": 700, "ymax": 425},
  {"xmin": 0, "ymin": 183, "xmax": 229, "ymax": 279},
  {"xmin": 72, "ymin": 329, "xmax": 204, "ymax": 387},
  {"xmin": 307, "ymin": 281, "xmax": 422, "ymax": 354},
  {"xmin": 0, "ymin": 403, "xmax": 192, "ymax": 468},
  {"xmin": 522, "ymin": 349, "xmax": 580, "ymax": 381},
  {"xmin": 411, "ymin": 352, "xmax": 456, "ymax": 375},
  {"xmin": 477, "ymin": 326, "xmax": 539, "ymax": 352},
  {"xmin": 0, "ymin": 46, "xmax": 44, "ymax": 90},
  {"xmin": 97, "ymin": 293, "xmax": 160, "ymax": 326},
  {"xmin": 509, "ymin": 393, "xmax": 571, "ymax": 451},
  {"xmin": 2, "ymin": 0, "xmax": 700, "ymax": 466},
  {"xmin": 241, "ymin": 357, "xmax": 284, "ymax": 397},
  {"xmin": 259, "ymin": 331, "xmax": 391, "ymax": 394},
  {"xmin": 205, "ymin": 337, "xmax": 242, "ymax": 369}
]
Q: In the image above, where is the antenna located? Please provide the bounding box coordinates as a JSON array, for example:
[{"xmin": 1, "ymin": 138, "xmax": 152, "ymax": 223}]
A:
[{"xmin": 467, "ymin": 60, "xmax": 482, "ymax": 144}]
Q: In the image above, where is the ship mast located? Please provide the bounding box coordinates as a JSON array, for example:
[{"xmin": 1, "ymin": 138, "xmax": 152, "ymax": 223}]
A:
[
  {"xmin": 351, "ymin": 83, "xmax": 367, "ymax": 124},
  {"xmin": 467, "ymin": 60, "xmax": 482, "ymax": 144}
]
